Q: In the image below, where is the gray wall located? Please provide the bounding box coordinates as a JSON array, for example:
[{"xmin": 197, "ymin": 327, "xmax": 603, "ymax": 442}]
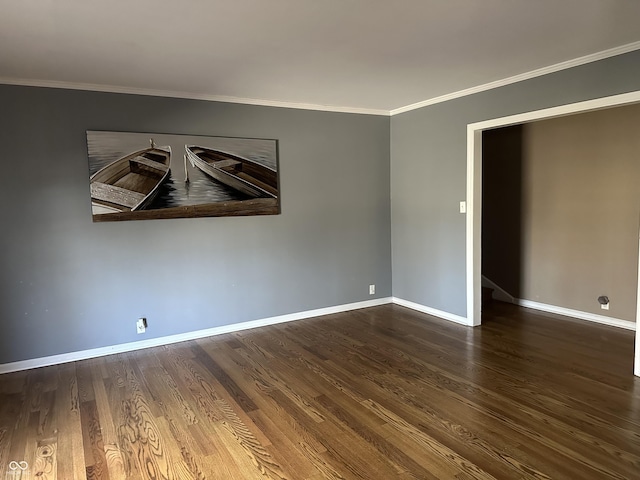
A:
[
  {"xmin": 0, "ymin": 85, "xmax": 391, "ymax": 364},
  {"xmin": 391, "ymin": 50, "xmax": 640, "ymax": 317},
  {"xmin": 520, "ymin": 105, "xmax": 640, "ymax": 321},
  {"xmin": 3, "ymin": 50, "xmax": 640, "ymax": 365}
]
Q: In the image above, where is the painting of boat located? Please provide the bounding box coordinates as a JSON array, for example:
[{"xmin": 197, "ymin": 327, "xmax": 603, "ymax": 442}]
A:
[
  {"xmin": 90, "ymin": 140, "xmax": 171, "ymax": 215},
  {"xmin": 185, "ymin": 145, "xmax": 278, "ymax": 198},
  {"xmin": 86, "ymin": 131, "xmax": 280, "ymax": 221}
]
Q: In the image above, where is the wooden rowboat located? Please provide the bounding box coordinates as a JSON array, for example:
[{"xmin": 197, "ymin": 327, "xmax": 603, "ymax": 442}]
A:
[
  {"xmin": 90, "ymin": 140, "xmax": 171, "ymax": 215},
  {"xmin": 185, "ymin": 145, "xmax": 278, "ymax": 198}
]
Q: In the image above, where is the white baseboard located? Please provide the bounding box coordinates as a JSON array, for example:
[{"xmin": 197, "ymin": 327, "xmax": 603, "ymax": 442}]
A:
[
  {"xmin": 392, "ymin": 297, "xmax": 470, "ymax": 326},
  {"xmin": 391, "ymin": 295, "xmax": 635, "ymax": 331},
  {"xmin": 4, "ymin": 295, "xmax": 628, "ymax": 374},
  {"xmin": 0, "ymin": 297, "xmax": 393, "ymax": 374},
  {"xmin": 517, "ymin": 299, "xmax": 635, "ymax": 331},
  {"xmin": 481, "ymin": 275, "xmax": 516, "ymax": 304}
]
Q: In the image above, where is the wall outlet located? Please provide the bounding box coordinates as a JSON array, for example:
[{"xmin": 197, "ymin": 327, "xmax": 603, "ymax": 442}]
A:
[
  {"xmin": 136, "ymin": 317, "xmax": 147, "ymax": 334},
  {"xmin": 601, "ymin": 303, "xmax": 609, "ymax": 310},
  {"xmin": 369, "ymin": 284, "xmax": 375, "ymax": 295}
]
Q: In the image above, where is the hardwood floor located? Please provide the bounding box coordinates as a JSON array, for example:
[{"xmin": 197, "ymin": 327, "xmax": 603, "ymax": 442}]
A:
[{"xmin": 0, "ymin": 302, "xmax": 638, "ymax": 479}]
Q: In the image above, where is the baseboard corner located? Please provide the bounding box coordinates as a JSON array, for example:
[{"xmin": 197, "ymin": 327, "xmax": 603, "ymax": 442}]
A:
[
  {"xmin": 392, "ymin": 297, "xmax": 471, "ymax": 326},
  {"xmin": 0, "ymin": 297, "xmax": 394, "ymax": 374}
]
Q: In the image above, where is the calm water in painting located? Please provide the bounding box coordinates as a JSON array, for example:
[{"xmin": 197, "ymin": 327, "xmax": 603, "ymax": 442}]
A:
[{"xmin": 87, "ymin": 131, "xmax": 278, "ymax": 210}]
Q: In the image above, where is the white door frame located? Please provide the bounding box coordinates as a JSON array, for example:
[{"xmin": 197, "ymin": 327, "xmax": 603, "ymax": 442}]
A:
[{"xmin": 465, "ymin": 90, "xmax": 640, "ymax": 376}]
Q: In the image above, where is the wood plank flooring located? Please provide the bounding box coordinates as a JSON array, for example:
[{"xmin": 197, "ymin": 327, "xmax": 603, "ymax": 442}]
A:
[{"xmin": 0, "ymin": 302, "xmax": 639, "ymax": 479}]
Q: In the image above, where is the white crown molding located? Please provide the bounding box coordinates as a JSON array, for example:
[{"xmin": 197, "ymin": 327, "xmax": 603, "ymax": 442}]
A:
[
  {"xmin": 2, "ymin": 41, "xmax": 639, "ymax": 117},
  {"xmin": 517, "ymin": 299, "xmax": 635, "ymax": 331},
  {"xmin": 0, "ymin": 77, "xmax": 390, "ymax": 117},
  {"xmin": 392, "ymin": 297, "xmax": 470, "ymax": 326},
  {"xmin": 0, "ymin": 297, "xmax": 392, "ymax": 374},
  {"xmin": 390, "ymin": 40, "xmax": 640, "ymax": 116}
]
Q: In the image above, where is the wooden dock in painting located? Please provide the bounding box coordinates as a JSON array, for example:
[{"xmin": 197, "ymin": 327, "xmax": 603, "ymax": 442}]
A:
[{"xmin": 91, "ymin": 197, "xmax": 279, "ymax": 222}]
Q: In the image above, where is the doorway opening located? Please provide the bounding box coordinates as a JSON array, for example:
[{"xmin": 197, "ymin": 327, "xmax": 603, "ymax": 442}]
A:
[{"xmin": 465, "ymin": 91, "xmax": 640, "ymax": 376}]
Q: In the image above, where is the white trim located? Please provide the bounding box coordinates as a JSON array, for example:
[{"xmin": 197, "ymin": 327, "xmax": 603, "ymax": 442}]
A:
[
  {"xmin": 466, "ymin": 89, "xmax": 640, "ymax": 377},
  {"xmin": 481, "ymin": 275, "xmax": 516, "ymax": 304},
  {"xmin": 391, "ymin": 41, "xmax": 640, "ymax": 115},
  {"xmin": 467, "ymin": 128, "xmax": 483, "ymax": 326},
  {"xmin": 636, "ymin": 236, "xmax": 640, "ymax": 376},
  {"xmin": 468, "ymin": 91, "xmax": 640, "ymax": 131},
  {"xmin": 392, "ymin": 297, "xmax": 470, "ymax": 326},
  {"xmin": 3, "ymin": 41, "xmax": 640, "ymax": 118},
  {"xmin": 517, "ymin": 299, "xmax": 635, "ymax": 331},
  {"xmin": 0, "ymin": 77, "xmax": 390, "ymax": 117},
  {"xmin": 0, "ymin": 297, "xmax": 392, "ymax": 374}
]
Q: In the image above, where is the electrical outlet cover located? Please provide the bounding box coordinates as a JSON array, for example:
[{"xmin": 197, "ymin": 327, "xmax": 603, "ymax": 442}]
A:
[{"xmin": 136, "ymin": 318, "xmax": 146, "ymax": 333}]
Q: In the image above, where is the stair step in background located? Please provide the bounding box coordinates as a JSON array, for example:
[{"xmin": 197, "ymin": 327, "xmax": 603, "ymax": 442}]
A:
[{"xmin": 482, "ymin": 286, "xmax": 494, "ymax": 308}]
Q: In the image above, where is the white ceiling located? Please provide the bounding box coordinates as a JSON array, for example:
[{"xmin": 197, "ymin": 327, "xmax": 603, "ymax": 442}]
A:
[{"xmin": 1, "ymin": 0, "xmax": 640, "ymax": 114}]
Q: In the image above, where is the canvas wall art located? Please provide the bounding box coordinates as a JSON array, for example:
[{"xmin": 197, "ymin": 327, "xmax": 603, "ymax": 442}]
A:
[{"xmin": 86, "ymin": 131, "xmax": 280, "ymax": 222}]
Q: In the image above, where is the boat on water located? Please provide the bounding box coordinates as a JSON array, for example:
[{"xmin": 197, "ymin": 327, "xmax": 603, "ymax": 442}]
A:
[
  {"xmin": 90, "ymin": 140, "xmax": 171, "ymax": 215},
  {"xmin": 185, "ymin": 145, "xmax": 278, "ymax": 198}
]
